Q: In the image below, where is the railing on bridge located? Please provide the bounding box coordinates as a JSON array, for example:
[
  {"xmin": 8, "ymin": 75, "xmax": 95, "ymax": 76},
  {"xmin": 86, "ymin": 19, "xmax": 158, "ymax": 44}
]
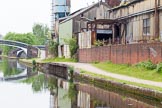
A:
[
  {"xmin": 0, "ymin": 40, "xmax": 28, "ymax": 48},
  {"xmin": 0, "ymin": 39, "xmax": 46, "ymax": 49}
]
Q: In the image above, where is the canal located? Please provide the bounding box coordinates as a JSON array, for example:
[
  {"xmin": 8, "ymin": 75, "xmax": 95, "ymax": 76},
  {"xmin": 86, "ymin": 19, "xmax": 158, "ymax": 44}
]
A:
[{"xmin": 0, "ymin": 58, "xmax": 161, "ymax": 108}]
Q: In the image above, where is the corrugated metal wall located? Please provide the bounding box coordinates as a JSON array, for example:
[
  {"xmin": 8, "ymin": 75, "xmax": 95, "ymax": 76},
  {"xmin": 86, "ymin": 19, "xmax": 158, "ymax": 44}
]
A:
[{"xmin": 110, "ymin": 0, "xmax": 158, "ymax": 42}]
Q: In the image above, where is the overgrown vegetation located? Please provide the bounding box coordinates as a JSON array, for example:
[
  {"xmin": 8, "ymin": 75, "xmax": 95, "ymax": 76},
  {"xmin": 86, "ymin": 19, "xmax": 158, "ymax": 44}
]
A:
[
  {"xmin": 48, "ymin": 40, "xmax": 59, "ymax": 57},
  {"xmin": 156, "ymin": 63, "xmax": 162, "ymax": 73},
  {"xmin": 136, "ymin": 60, "xmax": 162, "ymax": 73},
  {"xmin": 136, "ymin": 60, "xmax": 156, "ymax": 70},
  {"xmin": 65, "ymin": 37, "xmax": 78, "ymax": 58}
]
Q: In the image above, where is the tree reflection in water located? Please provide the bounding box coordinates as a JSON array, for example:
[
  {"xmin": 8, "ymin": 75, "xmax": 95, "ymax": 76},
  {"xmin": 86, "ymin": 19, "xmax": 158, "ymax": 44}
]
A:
[
  {"xmin": 0, "ymin": 58, "xmax": 25, "ymax": 77},
  {"xmin": 23, "ymin": 72, "xmax": 57, "ymax": 92}
]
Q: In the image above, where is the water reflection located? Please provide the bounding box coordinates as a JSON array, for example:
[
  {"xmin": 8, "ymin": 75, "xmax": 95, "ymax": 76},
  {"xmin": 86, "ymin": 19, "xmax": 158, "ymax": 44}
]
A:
[
  {"xmin": 23, "ymin": 73, "xmax": 162, "ymax": 108},
  {"xmin": 0, "ymin": 58, "xmax": 161, "ymax": 108},
  {"xmin": 0, "ymin": 58, "xmax": 25, "ymax": 77},
  {"xmin": 0, "ymin": 58, "xmax": 50, "ymax": 108}
]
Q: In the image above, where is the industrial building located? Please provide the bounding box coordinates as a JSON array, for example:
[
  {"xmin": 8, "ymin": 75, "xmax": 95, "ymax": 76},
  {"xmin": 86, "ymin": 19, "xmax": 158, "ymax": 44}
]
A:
[{"xmin": 51, "ymin": 0, "xmax": 71, "ymax": 34}]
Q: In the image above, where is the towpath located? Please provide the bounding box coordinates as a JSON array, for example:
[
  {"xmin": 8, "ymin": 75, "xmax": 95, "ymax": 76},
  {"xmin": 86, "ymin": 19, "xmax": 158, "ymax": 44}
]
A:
[{"xmin": 57, "ymin": 62, "xmax": 162, "ymax": 88}]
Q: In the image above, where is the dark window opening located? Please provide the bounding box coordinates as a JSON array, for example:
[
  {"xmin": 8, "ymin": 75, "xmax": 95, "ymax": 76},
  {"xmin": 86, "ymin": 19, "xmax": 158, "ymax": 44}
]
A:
[
  {"xmin": 97, "ymin": 34, "xmax": 112, "ymax": 45},
  {"xmin": 114, "ymin": 25, "xmax": 121, "ymax": 44},
  {"xmin": 143, "ymin": 18, "xmax": 150, "ymax": 36}
]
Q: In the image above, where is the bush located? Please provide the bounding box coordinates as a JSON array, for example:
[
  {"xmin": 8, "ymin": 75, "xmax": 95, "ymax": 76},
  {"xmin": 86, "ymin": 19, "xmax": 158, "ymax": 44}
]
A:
[
  {"xmin": 65, "ymin": 38, "xmax": 78, "ymax": 58},
  {"xmin": 32, "ymin": 60, "xmax": 36, "ymax": 66},
  {"xmin": 156, "ymin": 63, "xmax": 162, "ymax": 73},
  {"xmin": 68, "ymin": 67, "xmax": 74, "ymax": 76},
  {"xmin": 136, "ymin": 60, "xmax": 156, "ymax": 70},
  {"xmin": 93, "ymin": 61, "xmax": 99, "ymax": 64},
  {"xmin": 48, "ymin": 40, "xmax": 59, "ymax": 57}
]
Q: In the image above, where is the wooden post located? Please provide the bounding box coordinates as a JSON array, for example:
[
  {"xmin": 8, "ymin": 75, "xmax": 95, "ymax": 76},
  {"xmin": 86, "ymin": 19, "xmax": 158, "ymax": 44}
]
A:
[
  {"xmin": 155, "ymin": 0, "xmax": 159, "ymax": 39},
  {"xmin": 95, "ymin": 22, "xmax": 97, "ymax": 41},
  {"xmin": 112, "ymin": 24, "xmax": 115, "ymax": 44},
  {"xmin": 86, "ymin": 23, "xmax": 88, "ymax": 31}
]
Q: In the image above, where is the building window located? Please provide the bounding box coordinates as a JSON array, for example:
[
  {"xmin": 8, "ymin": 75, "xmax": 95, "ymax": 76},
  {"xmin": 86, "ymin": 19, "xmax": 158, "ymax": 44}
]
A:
[{"xmin": 143, "ymin": 18, "xmax": 150, "ymax": 36}]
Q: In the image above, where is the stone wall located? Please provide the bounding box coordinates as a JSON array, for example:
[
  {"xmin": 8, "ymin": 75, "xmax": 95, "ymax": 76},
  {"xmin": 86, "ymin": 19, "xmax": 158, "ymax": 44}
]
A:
[{"xmin": 27, "ymin": 46, "xmax": 38, "ymax": 58}]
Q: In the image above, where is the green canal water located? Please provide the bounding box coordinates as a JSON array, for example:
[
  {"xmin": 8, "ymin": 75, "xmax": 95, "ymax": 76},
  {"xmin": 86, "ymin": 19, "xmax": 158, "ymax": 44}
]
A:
[{"xmin": 0, "ymin": 58, "xmax": 161, "ymax": 108}]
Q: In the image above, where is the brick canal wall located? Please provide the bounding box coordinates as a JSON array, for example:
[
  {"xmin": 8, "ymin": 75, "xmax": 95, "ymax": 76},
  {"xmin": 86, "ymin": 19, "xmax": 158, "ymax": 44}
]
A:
[{"xmin": 79, "ymin": 43, "xmax": 162, "ymax": 64}]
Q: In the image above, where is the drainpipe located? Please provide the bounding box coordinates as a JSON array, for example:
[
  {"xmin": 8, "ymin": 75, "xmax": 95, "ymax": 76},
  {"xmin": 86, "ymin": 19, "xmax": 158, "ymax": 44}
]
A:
[{"xmin": 155, "ymin": 0, "xmax": 159, "ymax": 39}]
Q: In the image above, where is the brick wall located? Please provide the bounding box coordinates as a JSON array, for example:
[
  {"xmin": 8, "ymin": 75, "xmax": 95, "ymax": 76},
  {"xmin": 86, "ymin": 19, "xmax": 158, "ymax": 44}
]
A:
[
  {"xmin": 79, "ymin": 43, "xmax": 162, "ymax": 64},
  {"xmin": 27, "ymin": 46, "xmax": 38, "ymax": 58}
]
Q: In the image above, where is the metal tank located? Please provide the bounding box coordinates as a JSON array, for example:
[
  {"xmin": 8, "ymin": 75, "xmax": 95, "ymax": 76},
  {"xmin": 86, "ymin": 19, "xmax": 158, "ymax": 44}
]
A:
[{"xmin": 51, "ymin": 0, "xmax": 71, "ymax": 33}]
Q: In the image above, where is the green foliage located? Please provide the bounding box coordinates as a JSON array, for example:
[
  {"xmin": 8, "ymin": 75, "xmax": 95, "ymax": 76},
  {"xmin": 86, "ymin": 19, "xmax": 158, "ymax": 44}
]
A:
[
  {"xmin": 63, "ymin": 82, "xmax": 77, "ymax": 102},
  {"xmin": 32, "ymin": 23, "xmax": 49, "ymax": 45},
  {"xmin": 69, "ymin": 66, "xmax": 74, "ymax": 76},
  {"xmin": 32, "ymin": 60, "xmax": 36, "ymax": 66},
  {"xmin": 92, "ymin": 61, "xmax": 100, "ymax": 64},
  {"xmin": 23, "ymin": 74, "xmax": 46, "ymax": 92},
  {"xmin": 48, "ymin": 40, "xmax": 59, "ymax": 57},
  {"xmin": 0, "ymin": 58, "xmax": 22, "ymax": 77},
  {"xmin": 65, "ymin": 38, "xmax": 78, "ymax": 58},
  {"xmin": 1, "ymin": 46, "xmax": 12, "ymax": 55},
  {"xmin": 156, "ymin": 63, "xmax": 162, "ymax": 73},
  {"xmin": 136, "ymin": 60, "xmax": 156, "ymax": 70},
  {"xmin": 4, "ymin": 32, "xmax": 37, "ymax": 45},
  {"xmin": 94, "ymin": 40, "xmax": 104, "ymax": 46},
  {"xmin": 42, "ymin": 57, "xmax": 77, "ymax": 63},
  {"xmin": 93, "ymin": 62, "xmax": 162, "ymax": 82},
  {"xmin": 32, "ymin": 23, "xmax": 49, "ymax": 37},
  {"xmin": 2, "ymin": 32, "xmax": 39, "ymax": 55}
]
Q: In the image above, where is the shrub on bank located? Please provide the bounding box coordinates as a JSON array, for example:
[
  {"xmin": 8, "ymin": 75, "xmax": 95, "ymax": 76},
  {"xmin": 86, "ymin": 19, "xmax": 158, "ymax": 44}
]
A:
[
  {"xmin": 156, "ymin": 63, "xmax": 162, "ymax": 73},
  {"xmin": 136, "ymin": 60, "xmax": 156, "ymax": 70}
]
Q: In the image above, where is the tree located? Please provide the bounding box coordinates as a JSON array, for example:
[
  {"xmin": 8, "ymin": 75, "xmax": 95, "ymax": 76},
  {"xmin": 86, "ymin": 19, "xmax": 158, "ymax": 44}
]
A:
[
  {"xmin": 4, "ymin": 32, "xmax": 37, "ymax": 45},
  {"xmin": 2, "ymin": 32, "xmax": 41, "ymax": 55},
  {"xmin": 32, "ymin": 23, "xmax": 49, "ymax": 44}
]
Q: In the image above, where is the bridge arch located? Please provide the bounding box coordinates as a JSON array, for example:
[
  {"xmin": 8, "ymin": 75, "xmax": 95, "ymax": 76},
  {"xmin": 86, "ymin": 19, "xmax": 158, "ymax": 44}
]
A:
[
  {"xmin": 0, "ymin": 39, "xmax": 28, "ymax": 55},
  {"xmin": 17, "ymin": 50, "xmax": 27, "ymax": 58}
]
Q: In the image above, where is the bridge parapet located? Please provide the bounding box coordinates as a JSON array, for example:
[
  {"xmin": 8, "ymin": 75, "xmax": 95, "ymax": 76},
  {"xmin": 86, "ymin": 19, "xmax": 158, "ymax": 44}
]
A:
[{"xmin": 0, "ymin": 40, "xmax": 28, "ymax": 48}]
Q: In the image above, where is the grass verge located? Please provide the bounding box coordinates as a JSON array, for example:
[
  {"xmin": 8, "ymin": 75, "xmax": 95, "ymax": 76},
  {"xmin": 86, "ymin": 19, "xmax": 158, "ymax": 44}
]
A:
[
  {"xmin": 42, "ymin": 57, "xmax": 77, "ymax": 63},
  {"xmin": 20, "ymin": 57, "xmax": 77, "ymax": 64},
  {"xmin": 92, "ymin": 62, "xmax": 162, "ymax": 82}
]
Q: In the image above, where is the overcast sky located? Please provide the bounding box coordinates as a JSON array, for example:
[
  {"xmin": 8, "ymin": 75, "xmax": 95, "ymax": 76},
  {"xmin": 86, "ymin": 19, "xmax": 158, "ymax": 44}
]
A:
[{"xmin": 0, "ymin": 0, "xmax": 99, "ymax": 36}]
